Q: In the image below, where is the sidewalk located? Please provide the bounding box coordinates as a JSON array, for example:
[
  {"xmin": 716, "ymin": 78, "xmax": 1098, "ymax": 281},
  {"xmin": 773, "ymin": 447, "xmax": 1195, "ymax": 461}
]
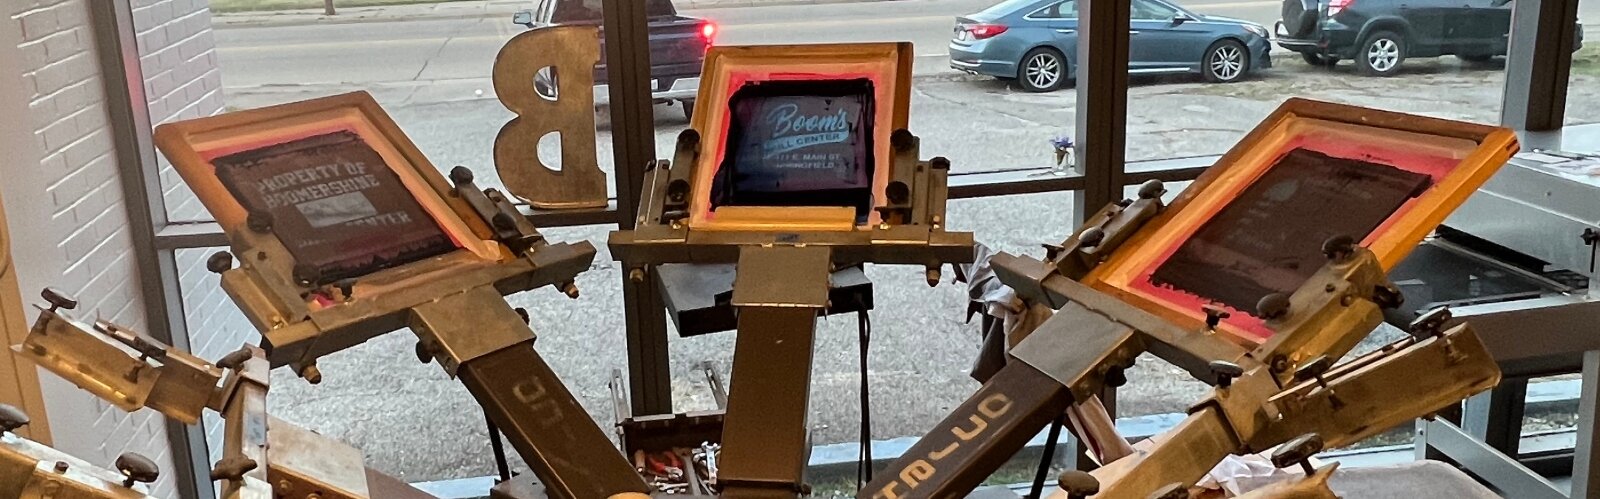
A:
[{"xmin": 211, "ymin": 0, "xmax": 892, "ymax": 27}]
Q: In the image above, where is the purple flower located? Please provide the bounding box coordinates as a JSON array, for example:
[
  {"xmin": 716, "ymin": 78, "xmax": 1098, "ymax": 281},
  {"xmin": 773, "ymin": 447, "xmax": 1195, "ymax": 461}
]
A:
[{"xmin": 1050, "ymin": 133, "xmax": 1074, "ymax": 149}]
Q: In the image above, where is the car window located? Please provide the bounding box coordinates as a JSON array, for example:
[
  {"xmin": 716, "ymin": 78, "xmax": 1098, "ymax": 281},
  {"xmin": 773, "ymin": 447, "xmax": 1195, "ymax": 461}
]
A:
[
  {"xmin": 1131, "ymin": 0, "xmax": 1180, "ymax": 20},
  {"xmin": 1028, "ymin": 0, "xmax": 1078, "ymax": 19},
  {"xmin": 549, "ymin": 0, "xmax": 675, "ymax": 23},
  {"xmin": 980, "ymin": 0, "xmax": 1049, "ymax": 18}
]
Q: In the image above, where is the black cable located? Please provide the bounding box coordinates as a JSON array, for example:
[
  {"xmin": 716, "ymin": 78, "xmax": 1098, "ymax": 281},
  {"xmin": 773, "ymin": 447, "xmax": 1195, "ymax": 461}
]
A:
[
  {"xmin": 1029, "ymin": 416, "xmax": 1066, "ymax": 499},
  {"xmin": 856, "ymin": 307, "xmax": 874, "ymax": 487},
  {"xmin": 487, "ymin": 412, "xmax": 511, "ymax": 483}
]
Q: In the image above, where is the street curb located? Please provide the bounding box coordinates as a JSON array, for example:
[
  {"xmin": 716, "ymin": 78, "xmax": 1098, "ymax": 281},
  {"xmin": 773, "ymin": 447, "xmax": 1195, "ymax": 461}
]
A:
[{"xmin": 211, "ymin": 0, "xmax": 902, "ymax": 29}]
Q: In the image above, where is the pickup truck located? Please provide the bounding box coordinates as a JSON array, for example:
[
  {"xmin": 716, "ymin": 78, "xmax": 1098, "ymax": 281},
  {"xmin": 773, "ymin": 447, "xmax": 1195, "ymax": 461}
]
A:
[{"xmin": 514, "ymin": 0, "xmax": 716, "ymax": 119}]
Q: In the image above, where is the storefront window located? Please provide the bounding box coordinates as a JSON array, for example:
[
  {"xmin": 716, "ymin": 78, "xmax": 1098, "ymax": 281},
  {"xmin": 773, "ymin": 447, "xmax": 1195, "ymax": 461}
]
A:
[{"xmin": 1566, "ymin": 0, "xmax": 1600, "ymax": 153}]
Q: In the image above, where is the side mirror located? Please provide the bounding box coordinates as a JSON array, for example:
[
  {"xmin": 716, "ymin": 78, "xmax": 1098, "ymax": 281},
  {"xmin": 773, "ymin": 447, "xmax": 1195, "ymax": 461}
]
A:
[
  {"xmin": 512, "ymin": 10, "xmax": 535, "ymax": 28},
  {"xmin": 1170, "ymin": 14, "xmax": 1194, "ymax": 26}
]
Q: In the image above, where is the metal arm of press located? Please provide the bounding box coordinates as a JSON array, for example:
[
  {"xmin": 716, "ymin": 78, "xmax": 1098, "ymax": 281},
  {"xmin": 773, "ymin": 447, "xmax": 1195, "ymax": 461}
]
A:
[
  {"xmin": 9, "ymin": 288, "xmax": 274, "ymax": 498},
  {"xmin": 860, "ymin": 188, "xmax": 1504, "ymax": 499}
]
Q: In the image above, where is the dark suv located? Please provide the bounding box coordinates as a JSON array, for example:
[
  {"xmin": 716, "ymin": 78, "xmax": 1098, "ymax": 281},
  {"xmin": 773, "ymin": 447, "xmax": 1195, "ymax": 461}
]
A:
[{"xmin": 1276, "ymin": 0, "xmax": 1581, "ymax": 76}]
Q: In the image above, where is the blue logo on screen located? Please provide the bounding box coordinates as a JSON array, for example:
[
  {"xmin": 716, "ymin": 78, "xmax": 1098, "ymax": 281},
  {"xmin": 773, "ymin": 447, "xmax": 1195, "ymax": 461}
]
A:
[{"xmin": 762, "ymin": 103, "xmax": 851, "ymax": 159}]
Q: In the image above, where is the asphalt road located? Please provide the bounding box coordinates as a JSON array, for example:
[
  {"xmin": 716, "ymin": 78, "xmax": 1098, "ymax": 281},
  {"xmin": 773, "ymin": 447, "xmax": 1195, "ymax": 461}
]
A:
[{"xmin": 214, "ymin": 0, "xmax": 1287, "ymax": 89}]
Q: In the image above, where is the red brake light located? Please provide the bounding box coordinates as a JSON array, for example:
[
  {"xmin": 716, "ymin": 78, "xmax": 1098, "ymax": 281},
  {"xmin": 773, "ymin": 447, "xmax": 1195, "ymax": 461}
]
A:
[
  {"xmin": 1328, "ymin": 0, "xmax": 1352, "ymax": 15},
  {"xmin": 700, "ymin": 22, "xmax": 718, "ymax": 42},
  {"xmin": 966, "ymin": 23, "xmax": 1008, "ymax": 40}
]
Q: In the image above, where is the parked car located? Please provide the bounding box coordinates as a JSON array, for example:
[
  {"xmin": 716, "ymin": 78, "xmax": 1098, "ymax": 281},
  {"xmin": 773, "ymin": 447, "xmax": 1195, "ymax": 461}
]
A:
[
  {"xmin": 949, "ymin": 0, "xmax": 1273, "ymax": 92},
  {"xmin": 1276, "ymin": 0, "xmax": 1584, "ymax": 76},
  {"xmin": 513, "ymin": 0, "xmax": 716, "ymax": 118}
]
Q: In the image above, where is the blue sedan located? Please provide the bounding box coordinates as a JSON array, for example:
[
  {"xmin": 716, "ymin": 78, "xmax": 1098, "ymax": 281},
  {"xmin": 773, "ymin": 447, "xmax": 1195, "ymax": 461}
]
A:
[{"xmin": 950, "ymin": 0, "xmax": 1273, "ymax": 91}]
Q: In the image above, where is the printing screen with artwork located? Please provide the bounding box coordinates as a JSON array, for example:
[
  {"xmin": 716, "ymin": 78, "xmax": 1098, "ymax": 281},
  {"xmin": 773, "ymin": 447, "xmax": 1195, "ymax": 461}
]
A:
[
  {"xmin": 711, "ymin": 78, "xmax": 876, "ymax": 221},
  {"xmin": 212, "ymin": 130, "xmax": 456, "ymax": 284}
]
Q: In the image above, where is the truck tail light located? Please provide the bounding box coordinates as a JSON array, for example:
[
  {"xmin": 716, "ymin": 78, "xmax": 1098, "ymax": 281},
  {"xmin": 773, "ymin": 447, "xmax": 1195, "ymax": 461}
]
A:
[
  {"xmin": 966, "ymin": 23, "xmax": 1008, "ymax": 40},
  {"xmin": 701, "ymin": 22, "xmax": 718, "ymax": 43},
  {"xmin": 1328, "ymin": 0, "xmax": 1353, "ymax": 16}
]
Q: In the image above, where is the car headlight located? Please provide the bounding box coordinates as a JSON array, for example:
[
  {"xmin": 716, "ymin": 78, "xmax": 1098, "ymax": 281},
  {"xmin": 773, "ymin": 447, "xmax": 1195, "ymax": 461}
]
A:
[{"xmin": 1244, "ymin": 24, "xmax": 1269, "ymax": 38}]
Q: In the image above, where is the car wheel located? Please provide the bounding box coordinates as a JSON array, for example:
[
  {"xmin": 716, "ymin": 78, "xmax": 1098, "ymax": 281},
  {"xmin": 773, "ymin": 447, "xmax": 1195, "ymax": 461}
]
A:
[
  {"xmin": 1018, "ymin": 48, "xmax": 1066, "ymax": 92},
  {"xmin": 1300, "ymin": 52, "xmax": 1339, "ymax": 67},
  {"xmin": 1457, "ymin": 53, "xmax": 1495, "ymax": 63},
  {"xmin": 1358, "ymin": 31, "xmax": 1405, "ymax": 76},
  {"xmin": 1203, "ymin": 40, "xmax": 1249, "ymax": 83}
]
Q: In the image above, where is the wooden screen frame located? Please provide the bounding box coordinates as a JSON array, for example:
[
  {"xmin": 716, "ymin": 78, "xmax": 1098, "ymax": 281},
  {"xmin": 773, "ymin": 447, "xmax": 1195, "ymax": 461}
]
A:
[
  {"xmin": 153, "ymin": 92, "xmax": 504, "ymax": 263},
  {"xmin": 1084, "ymin": 98, "xmax": 1519, "ymax": 344},
  {"xmin": 686, "ymin": 42, "xmax": 913, "ymax": 231}
]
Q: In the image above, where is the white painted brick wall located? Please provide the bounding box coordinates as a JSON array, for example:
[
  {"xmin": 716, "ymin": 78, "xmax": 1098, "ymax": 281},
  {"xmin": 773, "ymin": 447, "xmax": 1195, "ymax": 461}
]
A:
[{"xmin": 3, "ymin": 0, "xmax": 179, "ymax": 494}]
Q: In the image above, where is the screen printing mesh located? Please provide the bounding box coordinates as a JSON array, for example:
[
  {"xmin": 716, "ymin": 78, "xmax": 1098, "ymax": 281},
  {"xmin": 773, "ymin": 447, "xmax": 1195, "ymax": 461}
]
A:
[{"xmin": 1149, "ymin": 147, "xmax": 1432, "ymax": 317}]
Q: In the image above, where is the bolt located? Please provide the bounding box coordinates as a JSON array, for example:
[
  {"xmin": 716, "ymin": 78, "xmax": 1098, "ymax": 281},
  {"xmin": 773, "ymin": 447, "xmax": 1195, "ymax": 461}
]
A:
[
  {"xmin": 560, "ymin": 281, "xmax": 580, "ymax": 299},
  {"xmin": 449, "ymin": 166, "xmax": 474, "ymax": 185},
  {"xmin": 246, "ymin": 212, "xmax": 273, "ymax": 233},
  {"xmin": 925, "ymin": 266, "xmax": 941, "ymax": 287},
  {"xmin": 300, "ymin": 364, "xmax": 323, "ymax": 385},
  {"xmin": 54, "ymin": 461, "xmax": 68, "ymax": 473},
  {"xmin": 629, "ymin": 268, "xmax": 646, "ymax": 283},
  {"xmin": 1136, "ymin": 179, "xmax": 1166, "ymax": 200},
  {"xmin": 207, "ymin": 251, "xmax": 234, "ymax": 274}
]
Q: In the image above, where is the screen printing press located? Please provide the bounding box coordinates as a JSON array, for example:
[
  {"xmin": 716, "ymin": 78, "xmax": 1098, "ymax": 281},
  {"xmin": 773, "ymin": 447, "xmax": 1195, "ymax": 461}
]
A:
[{"xmin": 0, "ymin": 47, "xmax": 1574, "ymax": 499}]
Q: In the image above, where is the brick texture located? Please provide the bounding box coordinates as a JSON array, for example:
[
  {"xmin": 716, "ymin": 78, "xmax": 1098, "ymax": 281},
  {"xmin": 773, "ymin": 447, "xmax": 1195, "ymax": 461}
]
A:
[
  {"xmin": 3, "ymin": 0, "xmax": 177, "ymax": 494},
  {"xmin": 1, "ymin": 0, "xmax": 231, "ymax": 495}
]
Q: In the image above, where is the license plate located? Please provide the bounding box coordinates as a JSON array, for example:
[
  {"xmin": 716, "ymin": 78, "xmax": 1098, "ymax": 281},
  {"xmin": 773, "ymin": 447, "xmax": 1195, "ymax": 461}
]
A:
[
  {"xmin": 955, "ymin": 29, "xmax": 969, "ymax": 41},
  {"xmin": 652, "ymin": 79, "xmax": 661, "ymax": 90}
]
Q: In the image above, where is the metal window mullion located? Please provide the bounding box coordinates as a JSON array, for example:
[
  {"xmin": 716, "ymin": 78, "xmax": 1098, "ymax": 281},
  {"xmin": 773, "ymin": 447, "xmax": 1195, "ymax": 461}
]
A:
[
  {"xmin": 602, "ymin": 0, "xmax": 673, "ymax": 416},
  {"xmin": 1501, "ymin": 0, "xmax": 1579, "ymax": 138},
  {"xmin": 1072, "ymin": 0, "xmax": 1131, "ymax": 227},
  {"xmin": 87, "ymin": 1, "xmax": 213, "ymax": 498}
]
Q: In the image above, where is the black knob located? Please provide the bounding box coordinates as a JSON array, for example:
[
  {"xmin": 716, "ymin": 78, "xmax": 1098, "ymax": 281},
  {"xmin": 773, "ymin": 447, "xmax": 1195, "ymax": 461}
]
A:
[
  {"xmin": 415, "ymin": 341, "xmax": 433, "ymax": 365},
  {"xmin": 0, "ymin": 404, "xmax": 29, "ymax": 433},
  {"xmin": 677, "ymin": 129, "xmax": 701, "ymax": 151},
  {"xmin": 41, "ymin": 287, "xmax": 77, "ymax": 312},
  {"xmin": 492, "ymin": 212, "xmax": 518, "ymax": 231},
  {"xmin": 209, "ymin": 456, "xmax": 258, "ymax": 481},
  {"xmin": 206, "ymin": 251, "xmax": 234, "ymax": 274},
  {"xmin": 1058, "ymin": 470, "xmax": 1100, "ymax": 499},
  {"xmin": 929, "ymin": 157, "xmax": 952, "ymax": 171},
  {"xmin": 1256, "ymin": 293, "xmax": 1291, "ymax": 320},
  {"xmin": 1209, "ymin": 360, "xmax": 1244, "ymax": 388},
  {"xmin": 891, "ymin": 128, "xmax": 916, "ymax": 152},
  {"xmin": 216, "ymin": 347, "xmax": 253, "ymax": 371},
  {"xmin": 1137, "ymin": 179, "xmax": 1166, "ymax": 200},
  {"xmin": 246, "ymin": 211, "xmax": 272, "ymax": 233},
  {"xmin": 292, "ymin": 264, "xmax": 321, "ymax": 286},
  {"xmin": 449, "ymin": 166, "xmax": 474, "ymax": 185},
  {"xmin": 1321, "ymin": 234, "xmax": 1357, "ymax": 261},
  {"xmin": 1148, "ymin": 483, "xmax": 1189, "ymax": 499},
  {"xmin": 1078, "ymin": 227, "xmax": 1106, "ymax": 248},
  {"xmin": 1202, "ymin": 304, "xmax": 1231, "ymax": 329},
  {"xmin": 1271, "ymin": 433, "xmax": 1325, "ymax": 475},
  {"xmin": 115, "ymin": 452, "xmax": 159, "ymax": 487},
  {"xmin": 1408, "ymin": 307, "xmax": 1453, "ymax": 339}
]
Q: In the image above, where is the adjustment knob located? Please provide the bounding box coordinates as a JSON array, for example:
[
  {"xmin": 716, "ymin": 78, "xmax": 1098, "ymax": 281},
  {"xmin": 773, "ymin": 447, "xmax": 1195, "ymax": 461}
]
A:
[
  {"xmin": 1137, "ymin": 179, "xmax": 1166, "ymax": 200},
  {"xmin": 449, "ymin": 166, "xmax": 474, "ymax": 185},
  {"xmin": 1078, "ymin": 227, "xmax": 1106, "ymax": 248},
  {"xmin": 246, "ymin": 211, "xmax": 273, "ymax": 233},
  {"xmin": 1408, "ymin": 307, "xmax": 1453, "ymax": 339},
  {"xmin": 1148, "ymin": 483, "xmax": 1189, "ymax": 499},
  {"xmin": 209, "ymin": 456, "xmax": 258, "ymax": 481},
  {"xmin": 0, "ymin": 403, "xmax": 29, "ymax": 433},
  {"xmin": 215, "ymin": 347, "xmax": 253, "ymax": 371},
  {"xmin": 115, "ymin": 452, "xmax": 159, "ymax": 487},
  {"xmin": 1321, "ymin": 234, "xmax": 1357, "ymax": 261},
  {"xmin": 1201, "ymin": 304, "xmax": 1231, "ymax": 329},
  {"xmin": 206, "ymin": 251, "xmax": 234, "ymax": 274},
  {"xmin": 1256, "ymin": 293, "xmax": 1291, "ymax": 320},
  {"xmin": 1058, "ymin": 470, "xmax": 1100, "ymax": 499},
  {"xmin": 41, "ymin": 287, "xmax": 77, "ymax": 312},
  {"xmin": 1208, "ymin": 360, "xmax": 1244, "ymax": 388},
  {"xmin": 1271, "ymin": 433, "xmax": 1325, "ymax": 475}
]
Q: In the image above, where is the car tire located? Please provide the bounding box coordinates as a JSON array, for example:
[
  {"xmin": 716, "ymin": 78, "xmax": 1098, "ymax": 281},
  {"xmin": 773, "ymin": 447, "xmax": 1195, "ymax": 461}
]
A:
[
  {"xmin": 1017, "ymin": 47, "xmax": 1067, "ymax": 92},
  {"xmin": 1203, "ymin": 40, "xmax": 1249, "ymax": 83},
  {"xmin": 682, "ymin": 98, "xmax": 695, "ymax": 121},
  {"xmin": 1357, "ymin": 31, "xmax": 1406, "ymax": 77},
  {"xmin": 1300, "ymin": 52, "xmax": 1339, "ymax": 67},
  {"xmin": 1457, "ymin": 53, "xmax": 1495, "ymax": 63}
]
